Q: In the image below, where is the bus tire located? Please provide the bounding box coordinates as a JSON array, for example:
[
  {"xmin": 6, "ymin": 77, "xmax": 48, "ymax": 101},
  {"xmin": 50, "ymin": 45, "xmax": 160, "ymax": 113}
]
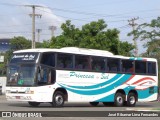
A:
[
  {"xmin": 90, "ymin": 102, "xmax": 99, "ymax": 106},
  {"xmin": 127, "ymin": 92, "xmax": 137, "ymax": 107},
  {"xmin": 52, "ymin": 91, "xmax": 64, "ymax": 107},
  {"xmin": 114, "ymin": 93, "xmax": 124, "ymax": 107},
  {"xmin": 28, "ymin": 102, "xmax": 40, "ymax": 107}
]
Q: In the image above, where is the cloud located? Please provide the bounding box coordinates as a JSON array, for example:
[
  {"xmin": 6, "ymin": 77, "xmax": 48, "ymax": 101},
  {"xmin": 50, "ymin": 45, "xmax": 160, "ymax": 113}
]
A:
[{"xmin": 0, "ymin": 0, "xmax": 64, "ymax": 41}]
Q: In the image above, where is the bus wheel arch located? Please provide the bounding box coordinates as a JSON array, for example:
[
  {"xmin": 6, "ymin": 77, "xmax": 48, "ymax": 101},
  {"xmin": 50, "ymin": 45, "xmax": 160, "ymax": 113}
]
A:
[
  {"xmin": 127, "ymin": 90, "xmax": 138, "ymax": 107},
  {"xmin": 114, "ymin": 89, "xmax": 126, "ymax": 107},
  {"xmin": 55, "ymin": 88, "xmax": 68, "ymax": 101},
  {"xmin": 52, "ymin": 88, "xmax": 68, "ymax": 107}
]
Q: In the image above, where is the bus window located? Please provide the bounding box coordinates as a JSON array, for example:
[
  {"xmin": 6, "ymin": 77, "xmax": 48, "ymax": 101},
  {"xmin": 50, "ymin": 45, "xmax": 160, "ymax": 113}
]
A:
[
  {"xmin": 75, "ymin": 55, "xmax": 90, "ymax": 70},
  {"xmin": 38, "ymin": 66, "xmax": 55, "ymax": 85},
  {"xmin": 57, "ymin": 53, "xmax": 73, "ymax": 69},
  {"xmin": 135, "ymin": 61, "xmax": 146, "ymax": 74},
  {"xmin": 37, "ymin": 67, "xmax": 48, "ymax": 85},
  {"xmin": 107, "ymin": 58, "xmax": 120, "ymax": 72},
  {"xmin": 91, "ymin": 57, "xmax": 105, "ymax": 72},
  {"xmin": 147, "ymin": 62, "xmax": 156, "ymax": 75},
  {"xmin": 40, "ymin": 52, "xmax": 55, "ymax": 67},
  {"xmin": 121, "ymin": 60, "xmax": 134, "ymax": 73}
]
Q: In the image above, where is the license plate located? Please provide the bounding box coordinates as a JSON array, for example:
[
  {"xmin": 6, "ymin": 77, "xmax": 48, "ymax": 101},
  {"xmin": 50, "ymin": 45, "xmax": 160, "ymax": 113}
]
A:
[{"xmin": 16, "ymin": 96, "xmax": 20, "ymax": 99}]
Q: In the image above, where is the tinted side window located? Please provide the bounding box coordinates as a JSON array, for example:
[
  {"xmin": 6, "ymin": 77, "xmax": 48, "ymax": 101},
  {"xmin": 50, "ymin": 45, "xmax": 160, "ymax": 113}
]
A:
[
  {"xmin": 40, "ymin": 53, "xmax": 55, "ymax": 67},
  {"xmin": 91, "ymin": 57, "xmax": 105, "ymax": 72},
  {"xmin": 57, "ymin": 53, "xmax": 73, "ymax": 69},
  {"xmin": 75, "ymin": 55, "xmax": 90, "ymax": 70},
  {"xmin": 147, "ymin": 62, "xmax": 156, "ymax": 75},
  {"xmin": 107, "ymin": 58, "xmax": 120, "ymax": 72},
  {"xmin": 122, "ymin": 60, "xmax": 134, "ymax": 73},
  {"xmin": 37, "ymin": 66, "xmax": 55, "ymax": 85},
  {"xmin": 135, "ymin": 61, "xmax": 146, "ymax": 74}
]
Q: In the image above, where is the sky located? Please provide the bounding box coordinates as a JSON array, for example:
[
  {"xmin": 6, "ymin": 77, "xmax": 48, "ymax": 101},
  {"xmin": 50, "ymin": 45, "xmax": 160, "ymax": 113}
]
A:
[{"xmin": 0, "ymin": 0, "xmax": 160, "ymax": 54}]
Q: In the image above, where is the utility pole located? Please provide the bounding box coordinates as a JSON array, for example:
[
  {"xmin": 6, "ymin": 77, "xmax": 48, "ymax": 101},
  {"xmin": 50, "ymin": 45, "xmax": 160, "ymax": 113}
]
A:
[
  {"xmin": 49, "ymin": 26, "xmax": 57, "ymax": 38},
  {"xmin": 128, "ymin": 17, "xmax": 139, "ymax": 56},
  {"xmin": 36, "ymin": 29, "xmax": 42, "ymax": 42},
  {"xmin": 26, "ymin": 5, "xmax": 42, "ymax": 49}
]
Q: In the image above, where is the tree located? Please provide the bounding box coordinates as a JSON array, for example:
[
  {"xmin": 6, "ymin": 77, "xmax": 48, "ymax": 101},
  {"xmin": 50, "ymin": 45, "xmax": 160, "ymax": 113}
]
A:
[
  {"xmin": 128, "ymin": 17, "xmax": 160, "ymax": 49},
  {"xmin": 128, "ymin": 16, "xmax": 160, "ymax": 57},
  {"xmin": 41, "ymin": 40, "xmax": 51, "ymax": 48},
  {"xmin": 118, "ymin": 41, "xmax": 135, "ymax": 56},
  {"xmin": 10, "ymin": 36, "xmax": 31, "ymax": 51},
  {"xmin": 50, "ymin": 19, "xmax": 134, "ymax": 56}
]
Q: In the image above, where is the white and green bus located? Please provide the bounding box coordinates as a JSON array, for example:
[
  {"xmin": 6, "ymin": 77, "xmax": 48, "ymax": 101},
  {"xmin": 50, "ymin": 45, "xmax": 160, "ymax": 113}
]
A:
[{"xmin": 6, "ymin": 47, "xmax": 158, "ymax": 107}]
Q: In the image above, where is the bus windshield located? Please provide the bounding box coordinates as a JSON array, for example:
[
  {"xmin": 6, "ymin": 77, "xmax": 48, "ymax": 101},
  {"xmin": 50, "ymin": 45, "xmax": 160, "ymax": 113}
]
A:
[{"xmin": 7, "ymin": 64, "xmax": 36, "ymax": 86}]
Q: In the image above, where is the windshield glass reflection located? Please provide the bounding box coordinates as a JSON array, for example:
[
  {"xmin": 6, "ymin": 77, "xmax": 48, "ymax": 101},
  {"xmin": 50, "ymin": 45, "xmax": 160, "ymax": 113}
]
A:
[{"xmin": 7, "ymin": 64, "xmax": 36, "ymax": 86}]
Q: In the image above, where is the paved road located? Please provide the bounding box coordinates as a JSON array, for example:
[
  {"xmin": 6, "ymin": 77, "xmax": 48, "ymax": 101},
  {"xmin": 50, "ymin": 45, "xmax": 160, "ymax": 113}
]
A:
[{"xmin": 0, "ymin": 95, "xmax": 160, "ymax": 120}]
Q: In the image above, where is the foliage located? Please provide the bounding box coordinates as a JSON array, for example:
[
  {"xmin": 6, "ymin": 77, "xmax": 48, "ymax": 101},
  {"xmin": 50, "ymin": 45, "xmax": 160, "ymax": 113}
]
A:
[
  {"xmin": 41, "ymin": 40, "xmax": 51, "ymax": 48},
  {"xmin": 128, "ymin": 17, "xmax": 160, "ymax": 48},
  {"xmin": 35, "ymin": 42, "xmax": 44, "ymax": 48},
  {"xmin": 50, "ymin": 19, "xmax": 134, "ymax": 56},
  {"xmin": 10, "ymin": 36, "xmax": 31, "ymax": 51}
]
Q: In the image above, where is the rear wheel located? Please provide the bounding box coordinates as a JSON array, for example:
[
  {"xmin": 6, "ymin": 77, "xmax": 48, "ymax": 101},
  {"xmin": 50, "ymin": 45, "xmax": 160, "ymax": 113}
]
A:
[
  {"xmin": 28, "ymin": 102, "xmax": 40, "ymax": 107},
  {"xmin": 90, "ymin": 102, "xmax": 99, "ymax": 106},
  {"xmin": 127, "ymin": 92, "xmax": 137, "ymax": 107},
  {"xmin": 114, "ymin": 93, "xmax": 124, "ymax": 107},
  {"xmin": 52, "ymin": 91, "xmax": 65, "ymax": 107}
]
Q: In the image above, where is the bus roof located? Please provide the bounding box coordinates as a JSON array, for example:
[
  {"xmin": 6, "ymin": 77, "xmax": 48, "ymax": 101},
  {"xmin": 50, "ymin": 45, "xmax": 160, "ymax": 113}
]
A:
[
  {"xmin": 13, "ymin": 47, "xmax": 157, "ymax": 62},
  {"xmin": 13, "ymin": 47, "xmax": 114, "ymax": 56}
]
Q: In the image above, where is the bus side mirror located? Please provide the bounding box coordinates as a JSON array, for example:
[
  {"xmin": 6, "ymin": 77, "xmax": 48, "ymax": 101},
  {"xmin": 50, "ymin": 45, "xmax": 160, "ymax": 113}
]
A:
[{"xmin": 38, "ymin": 66, "xmax": 43, "ymax": 78}]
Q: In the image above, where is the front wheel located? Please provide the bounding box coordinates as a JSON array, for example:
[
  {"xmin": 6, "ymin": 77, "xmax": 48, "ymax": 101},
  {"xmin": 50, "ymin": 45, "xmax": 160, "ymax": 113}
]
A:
[
  {"xmin": 114, "ymin": 93, "xmax": 124, "ymax": 107},
  {"xmin": 52, "ymin": 91, "xmax": 65, "ymax": 107},
  {"xmin": 28, "ymin": 102, "xmax": 40, "ymax": 107},
  {"xmin": 127, "ymin": 93, "xmax": 137, "ymax": 107}
]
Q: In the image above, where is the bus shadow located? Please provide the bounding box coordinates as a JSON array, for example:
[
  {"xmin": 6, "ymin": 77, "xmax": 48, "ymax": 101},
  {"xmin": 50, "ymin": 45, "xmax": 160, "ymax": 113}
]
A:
[{"xmin": 7, "ymin": 102, "xmax": 155, "ymax": 108}]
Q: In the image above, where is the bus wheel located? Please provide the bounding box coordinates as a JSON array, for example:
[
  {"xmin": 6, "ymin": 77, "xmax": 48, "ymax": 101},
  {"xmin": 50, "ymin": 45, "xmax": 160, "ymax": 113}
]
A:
[
  {"xmin": 90, "ymin": 102, "xmax": 99, "ymax": 106},
  {"xmin": 28, "ymin": 102, "xmax": 40, "ymax": 107},
  {"xmin": 127, "ymin": 93, "xmax": 137, "ymax": 107},
  {"xmin": 52, "ymin": 91, "xmax": 64, "ymax": 107},
  {"xmin": 114, "ymin": 93, "xmax": 124, "ymax": 107}
]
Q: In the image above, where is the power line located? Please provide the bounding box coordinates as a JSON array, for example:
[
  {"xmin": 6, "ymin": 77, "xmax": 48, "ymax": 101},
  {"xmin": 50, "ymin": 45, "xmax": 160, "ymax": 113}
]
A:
[
  {"xmin": 0, "ymin": 2, "xmax": 22, "ymax": 6},
  {"xmin": 117, "ymin": 25, "xmax": 130, "ymax": 29},
  {"xmin": 0, "ymin": 31, "xmax": 31, "ymax": 34},
  {"xmin": 36, "ymin": 7, "xmax": 130, "ymax": 23},
  {"xmin": 47, "ymin": 7, "xmax": 160, "ymax": 19},
  {"xmin": 1, "ymin": 2, "xmax": 160, "ymax": 18}
]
